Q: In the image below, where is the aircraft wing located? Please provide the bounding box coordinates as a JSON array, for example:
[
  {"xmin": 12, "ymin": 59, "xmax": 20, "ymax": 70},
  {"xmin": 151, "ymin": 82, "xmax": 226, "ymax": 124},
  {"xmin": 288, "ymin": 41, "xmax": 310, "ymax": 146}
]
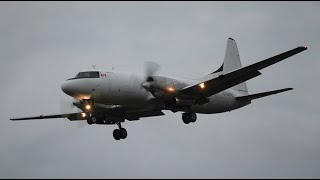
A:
[
  {"xmin": 10, "ymin": 108, "xmax": 165, "ymax": 122},
  {"xmin": 10, "ymin": 113, "xmax": 85, "ymax": 121},
  {"xmin": 180, "ymin": 46, "xmax": 307, "ymax": 98}
]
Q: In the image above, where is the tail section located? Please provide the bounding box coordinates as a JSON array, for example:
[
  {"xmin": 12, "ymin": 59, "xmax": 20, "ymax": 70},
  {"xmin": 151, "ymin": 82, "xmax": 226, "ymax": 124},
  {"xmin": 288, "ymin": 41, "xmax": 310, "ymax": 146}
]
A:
[
  {"xmin": 208, "ymin": 38, "xmax": 248, "ymax": 95},
  {"xmin": 223, "ymin": 38, "xmax": 248, "ymax": 95},
  {"xmin": 236, "ymin": 88, "xmax": 293, "ymax": 101},
  {"xmin": 223, "ymin": 38, "xmax": 242, "ymax": 72}
]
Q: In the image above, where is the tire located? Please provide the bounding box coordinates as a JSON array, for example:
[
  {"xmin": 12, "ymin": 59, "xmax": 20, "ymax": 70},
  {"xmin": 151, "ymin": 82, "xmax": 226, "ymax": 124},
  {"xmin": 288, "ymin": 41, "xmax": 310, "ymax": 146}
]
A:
[
  {"xmin": 91, "ymin": 117, "xmax": 97, "ymax": 124},
  {"xmin": 189, "ymin": 113, "xmax": 197, "ymax": 123},
  {"xmin": 120, "ymin": 128, "xmax": 127, "ymax": 139},
  {"xmin": 182, "ymin": 113, "xmax": 190, "ymax": 124},
  {"xmin": 113, "ymin": 129, "xmax": 121, "ymax": 140},
  {"xmin": 87, "ymin": 118, "xmax": 93, "ymax": 125}
]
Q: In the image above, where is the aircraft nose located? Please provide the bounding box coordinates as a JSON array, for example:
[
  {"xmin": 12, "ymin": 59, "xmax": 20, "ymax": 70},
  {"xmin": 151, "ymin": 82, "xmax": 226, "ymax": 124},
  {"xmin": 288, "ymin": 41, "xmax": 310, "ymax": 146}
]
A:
[{"xmin": 61, "ymin": 81, "xmax": 73, "ymax": 96}]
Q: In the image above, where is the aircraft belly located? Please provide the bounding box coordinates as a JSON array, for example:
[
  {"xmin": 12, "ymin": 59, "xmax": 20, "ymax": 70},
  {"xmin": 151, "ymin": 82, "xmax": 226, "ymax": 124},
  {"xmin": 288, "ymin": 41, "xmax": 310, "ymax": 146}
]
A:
[{"xmin": 191, "ymin": 91, "xmax": 249, "ymax": 114}]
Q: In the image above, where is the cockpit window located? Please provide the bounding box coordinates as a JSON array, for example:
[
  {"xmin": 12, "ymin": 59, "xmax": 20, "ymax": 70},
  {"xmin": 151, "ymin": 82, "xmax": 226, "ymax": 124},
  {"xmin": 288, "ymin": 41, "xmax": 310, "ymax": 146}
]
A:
[
  {"xmin": 68, "ymin": 71, "xmax": 99, "ymax": 80},
  {"xmin": 75, "ymin": 71, "xmax": 99, "ymax": 78}
]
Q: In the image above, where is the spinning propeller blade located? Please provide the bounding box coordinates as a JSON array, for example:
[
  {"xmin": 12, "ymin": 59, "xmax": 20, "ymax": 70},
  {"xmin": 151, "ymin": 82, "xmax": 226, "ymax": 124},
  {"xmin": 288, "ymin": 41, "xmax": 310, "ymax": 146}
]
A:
[
  {"xmin": 59, "ymin": 93, "xmax": 87, "ymax": 128},
  {"xmin": 144, "ymin": 61, "xmax": 160, "ymax": 81}
]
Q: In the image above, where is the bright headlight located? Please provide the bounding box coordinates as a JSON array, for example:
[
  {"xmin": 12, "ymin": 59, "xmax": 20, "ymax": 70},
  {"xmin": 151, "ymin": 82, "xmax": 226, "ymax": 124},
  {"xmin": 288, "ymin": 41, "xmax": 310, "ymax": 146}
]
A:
[{"xmin": 85, "ymin": 105, "xmax": 91, "ymax": 110}]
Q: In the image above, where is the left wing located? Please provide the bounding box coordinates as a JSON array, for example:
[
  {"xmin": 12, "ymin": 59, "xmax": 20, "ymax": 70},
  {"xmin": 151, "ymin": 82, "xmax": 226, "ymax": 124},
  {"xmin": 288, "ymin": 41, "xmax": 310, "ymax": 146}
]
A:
[
  {"xmin": 10, "ymin": 113, "xmax": 85, "ymax": 121},
  {"xmin": 180, "ymin": 46, "xmax": 307, "ymax": 98}
]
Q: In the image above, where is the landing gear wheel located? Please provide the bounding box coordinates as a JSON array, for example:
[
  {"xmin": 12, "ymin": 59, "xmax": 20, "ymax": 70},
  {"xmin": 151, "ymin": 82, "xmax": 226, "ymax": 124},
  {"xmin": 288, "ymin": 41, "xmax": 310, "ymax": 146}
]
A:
[
  {"xmin": 120, "ymin": 128, "xmax": 127, "ymax": 139},
  {"xmin": 113, "ymin": 129, "xmax": 121, "ymax": 140},
  {"xmin": 182, "ymin": 113, "xmax": 190, "ymax": 124},
  {"xmin": 189, "ymin": 113, "xmax": 197, "ymax": 123},
  {"xmin": 91, "ymin": 117, "xmax": 97, "ymax": 124},
  {"xmin": 87, "ymin": 118, "xmax": 93, "ymax": 125},
  {"xmin": 86, "ymin": 116, "xmax": 96, "ymax": 125},
  {"xmin": 113, "ymin": 122, "xmax": 127, "ymax": 140}
]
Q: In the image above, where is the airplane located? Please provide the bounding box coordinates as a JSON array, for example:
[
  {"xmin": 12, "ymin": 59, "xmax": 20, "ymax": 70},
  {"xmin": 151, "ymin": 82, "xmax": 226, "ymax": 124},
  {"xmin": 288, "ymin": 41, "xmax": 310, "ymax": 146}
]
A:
[{"xmin": 10, "ymin": 38, "xmax": 308, "ymax": 140}]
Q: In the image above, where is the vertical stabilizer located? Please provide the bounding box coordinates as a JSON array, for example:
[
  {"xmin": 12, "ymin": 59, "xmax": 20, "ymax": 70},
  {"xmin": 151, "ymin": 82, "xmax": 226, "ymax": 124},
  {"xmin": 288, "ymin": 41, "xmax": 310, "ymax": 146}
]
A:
[{"xmin": 223, "ymin": 38, "xmax": 248, "ymax": 95}]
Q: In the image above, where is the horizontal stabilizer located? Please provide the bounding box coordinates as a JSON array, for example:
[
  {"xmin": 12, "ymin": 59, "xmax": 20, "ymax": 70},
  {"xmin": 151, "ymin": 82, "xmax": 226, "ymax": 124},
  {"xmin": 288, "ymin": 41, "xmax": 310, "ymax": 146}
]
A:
[{"xmin": 235, "ymin": 88, "xmax": 293, "ymax": 101}]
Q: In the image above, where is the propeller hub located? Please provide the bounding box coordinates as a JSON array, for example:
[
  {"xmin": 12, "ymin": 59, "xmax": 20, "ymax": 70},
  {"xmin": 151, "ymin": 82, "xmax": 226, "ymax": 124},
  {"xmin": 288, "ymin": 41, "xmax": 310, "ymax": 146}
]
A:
[{"xmin": 142, "ymin": 82, "xmax": 151, "ymax": 90}]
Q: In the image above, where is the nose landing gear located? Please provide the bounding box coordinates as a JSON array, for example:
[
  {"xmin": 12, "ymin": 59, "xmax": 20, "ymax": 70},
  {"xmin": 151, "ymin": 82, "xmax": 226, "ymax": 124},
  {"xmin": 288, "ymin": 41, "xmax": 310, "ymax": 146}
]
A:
[
  {"xmin": 86, "ymin": 114, "xmax": 96, "ymax": 125},
  {"xmin": 113, "ymin": 122, "xmax": 127, "ymax": 140},
  {"xmin": 182, "ymin": 112, "xmax": 197, "ymax": 124}
]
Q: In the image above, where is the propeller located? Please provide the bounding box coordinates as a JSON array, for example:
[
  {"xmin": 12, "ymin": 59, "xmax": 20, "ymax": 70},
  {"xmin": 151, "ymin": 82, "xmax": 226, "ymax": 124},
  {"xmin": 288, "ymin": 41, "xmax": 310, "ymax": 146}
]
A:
[
  {"xmin": 59, "ymin": 92, "xmax": 87, "ymax": 128},
  {"xmin": 60, "ymin": 93, "xmax": 78, "ymax": 114},
  {"xmin": 142, "ymin": 61, "xmax": 180, "ymax": 103},
  {"xmin": 144, "ymin": 61, "xmax": 160, "ymax": 81},
  {"xmin": 142, "ymin": 61, "xmax": 161, "ymax": 92}
]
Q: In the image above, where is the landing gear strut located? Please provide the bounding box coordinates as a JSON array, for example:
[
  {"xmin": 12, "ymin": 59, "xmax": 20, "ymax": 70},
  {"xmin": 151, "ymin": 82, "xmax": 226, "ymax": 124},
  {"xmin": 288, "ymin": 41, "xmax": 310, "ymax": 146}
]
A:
[
  {"xmin": 113, "ymin": 122, "xmax": 127, "ymax": 140},
  {"xmin": 182, "ymin": 112, "xmax": 197, "ymax": 124},
  {"xmin": 86, "ymin": 113, "xmax": 96, "ymax": 125}
]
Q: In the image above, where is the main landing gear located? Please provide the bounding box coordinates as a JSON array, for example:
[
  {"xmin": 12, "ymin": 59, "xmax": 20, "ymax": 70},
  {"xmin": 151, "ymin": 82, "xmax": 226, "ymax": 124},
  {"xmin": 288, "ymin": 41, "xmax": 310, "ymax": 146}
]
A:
[
  {"xmin": 182, "ymin": 112, "xmax": 197, "ymax": 124},
  {"xmin": 113, "ymin": 122, "xmax": 127, "ymax": 141},
  {"xmin": 85, "ymin": 113, "xmax": 127, "ymax": 141}
]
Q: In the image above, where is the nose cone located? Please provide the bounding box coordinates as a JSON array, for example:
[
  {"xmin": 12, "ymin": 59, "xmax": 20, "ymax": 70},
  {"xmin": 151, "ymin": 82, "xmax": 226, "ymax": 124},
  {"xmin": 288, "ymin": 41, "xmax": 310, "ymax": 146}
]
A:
[
  {"xmin": 61, "ymin": 80, "xmax": 92, "ymax": 100},
  {"xmin": 61, "ymin": 81, "xmax": 74, "ymax": 96}
]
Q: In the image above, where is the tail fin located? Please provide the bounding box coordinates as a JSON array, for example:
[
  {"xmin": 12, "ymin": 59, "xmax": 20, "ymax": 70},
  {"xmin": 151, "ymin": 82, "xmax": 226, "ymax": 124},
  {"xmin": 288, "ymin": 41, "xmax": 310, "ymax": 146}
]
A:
[
  {"xmin": 201, "ymin": 38, "xmax": 248, "ymax": 94},
  {"xmin": 223, "ymin": 38, "xmax": 248, "ymax": 95}
]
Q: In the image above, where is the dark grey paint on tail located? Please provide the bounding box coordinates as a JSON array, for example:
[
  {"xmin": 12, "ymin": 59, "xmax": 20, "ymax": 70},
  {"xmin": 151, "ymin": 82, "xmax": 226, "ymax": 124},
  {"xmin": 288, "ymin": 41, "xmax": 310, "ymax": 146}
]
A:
[{"xmin": 211, "ymin": 63, "xmax": 224, "ymax": 74}]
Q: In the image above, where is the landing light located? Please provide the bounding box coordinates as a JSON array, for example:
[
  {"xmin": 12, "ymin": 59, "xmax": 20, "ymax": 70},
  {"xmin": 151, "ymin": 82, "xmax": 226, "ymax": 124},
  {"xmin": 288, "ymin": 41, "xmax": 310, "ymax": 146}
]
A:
[
  {"xmin": 167, "ymin": 87, "xmax": 175, "ymax": 93},
  {"xmin": 85, "ymin": 105, "xmax": 91, "ymax": 110},
  {"xmin": 199, "ymin": 83, "xmax": 205, "ymax": 89},
  {"xmin": 81, "ymin": 113, "xmax": 86, "ymax": 118}
]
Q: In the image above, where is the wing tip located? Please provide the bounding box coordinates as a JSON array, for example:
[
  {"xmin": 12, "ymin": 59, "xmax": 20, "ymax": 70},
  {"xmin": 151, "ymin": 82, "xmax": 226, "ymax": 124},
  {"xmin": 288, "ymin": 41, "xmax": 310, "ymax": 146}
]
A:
[
  {"xmin": 282, "ymin": 88, "xmax": 293, "ymax": 92},
  {"xmin": 286, "ymin": 87, "xmax": 294, "ymax": 91},
  {"xmin": 298, "ymin": 46, "xmax": 307, "ymax": 50}
]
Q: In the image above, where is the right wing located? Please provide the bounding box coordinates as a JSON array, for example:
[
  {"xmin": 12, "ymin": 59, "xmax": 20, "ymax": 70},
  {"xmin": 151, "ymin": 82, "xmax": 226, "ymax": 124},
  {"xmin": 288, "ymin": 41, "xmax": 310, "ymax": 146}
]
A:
[
  {"xmin": 10, "ymin": 107, "xmax": 165, "ymax": 122},
  {"xmin": 10, "ymin": 104, "xmax": 126, "ymax": 121},
  {"xmin": 10, "ymin": 113, "xmax": 86, "ymax": 121},
  {"xmin": 180, "ymin": 46, "xmax": 307, "ymax": 99}
]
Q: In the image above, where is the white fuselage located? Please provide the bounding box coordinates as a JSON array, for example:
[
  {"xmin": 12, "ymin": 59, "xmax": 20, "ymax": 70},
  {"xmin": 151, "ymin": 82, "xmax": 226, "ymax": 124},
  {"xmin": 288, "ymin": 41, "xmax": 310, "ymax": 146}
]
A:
[{"xmin": 61, "ymin": 70, "xmax": 250, "ymax": 114}]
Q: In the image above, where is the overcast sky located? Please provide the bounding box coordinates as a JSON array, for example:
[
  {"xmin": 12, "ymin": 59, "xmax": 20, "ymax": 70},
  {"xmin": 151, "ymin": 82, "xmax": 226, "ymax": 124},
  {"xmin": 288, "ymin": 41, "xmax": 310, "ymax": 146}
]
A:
[{"xmin": 1, "ymin": 1, "xmax": 319, "ymax": 178}]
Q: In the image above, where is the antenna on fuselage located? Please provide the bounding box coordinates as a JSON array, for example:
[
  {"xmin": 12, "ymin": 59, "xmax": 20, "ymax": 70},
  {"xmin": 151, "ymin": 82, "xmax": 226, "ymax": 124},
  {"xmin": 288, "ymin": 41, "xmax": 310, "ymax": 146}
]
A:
[{"xmin": 92, "ymin": 65, "xmax": 96, "ymax": 69}]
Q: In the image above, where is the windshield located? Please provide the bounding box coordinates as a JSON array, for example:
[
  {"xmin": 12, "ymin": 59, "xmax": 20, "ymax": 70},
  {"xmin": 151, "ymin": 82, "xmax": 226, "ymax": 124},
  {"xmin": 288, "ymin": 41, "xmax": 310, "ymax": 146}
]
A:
[
  {"xmin": 75, "ymin": 71, "xmax": 99, "ymax": 78},
  {"xmin": 68, "ymin": 71, "xmax": 99, "ymax": 80}
]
